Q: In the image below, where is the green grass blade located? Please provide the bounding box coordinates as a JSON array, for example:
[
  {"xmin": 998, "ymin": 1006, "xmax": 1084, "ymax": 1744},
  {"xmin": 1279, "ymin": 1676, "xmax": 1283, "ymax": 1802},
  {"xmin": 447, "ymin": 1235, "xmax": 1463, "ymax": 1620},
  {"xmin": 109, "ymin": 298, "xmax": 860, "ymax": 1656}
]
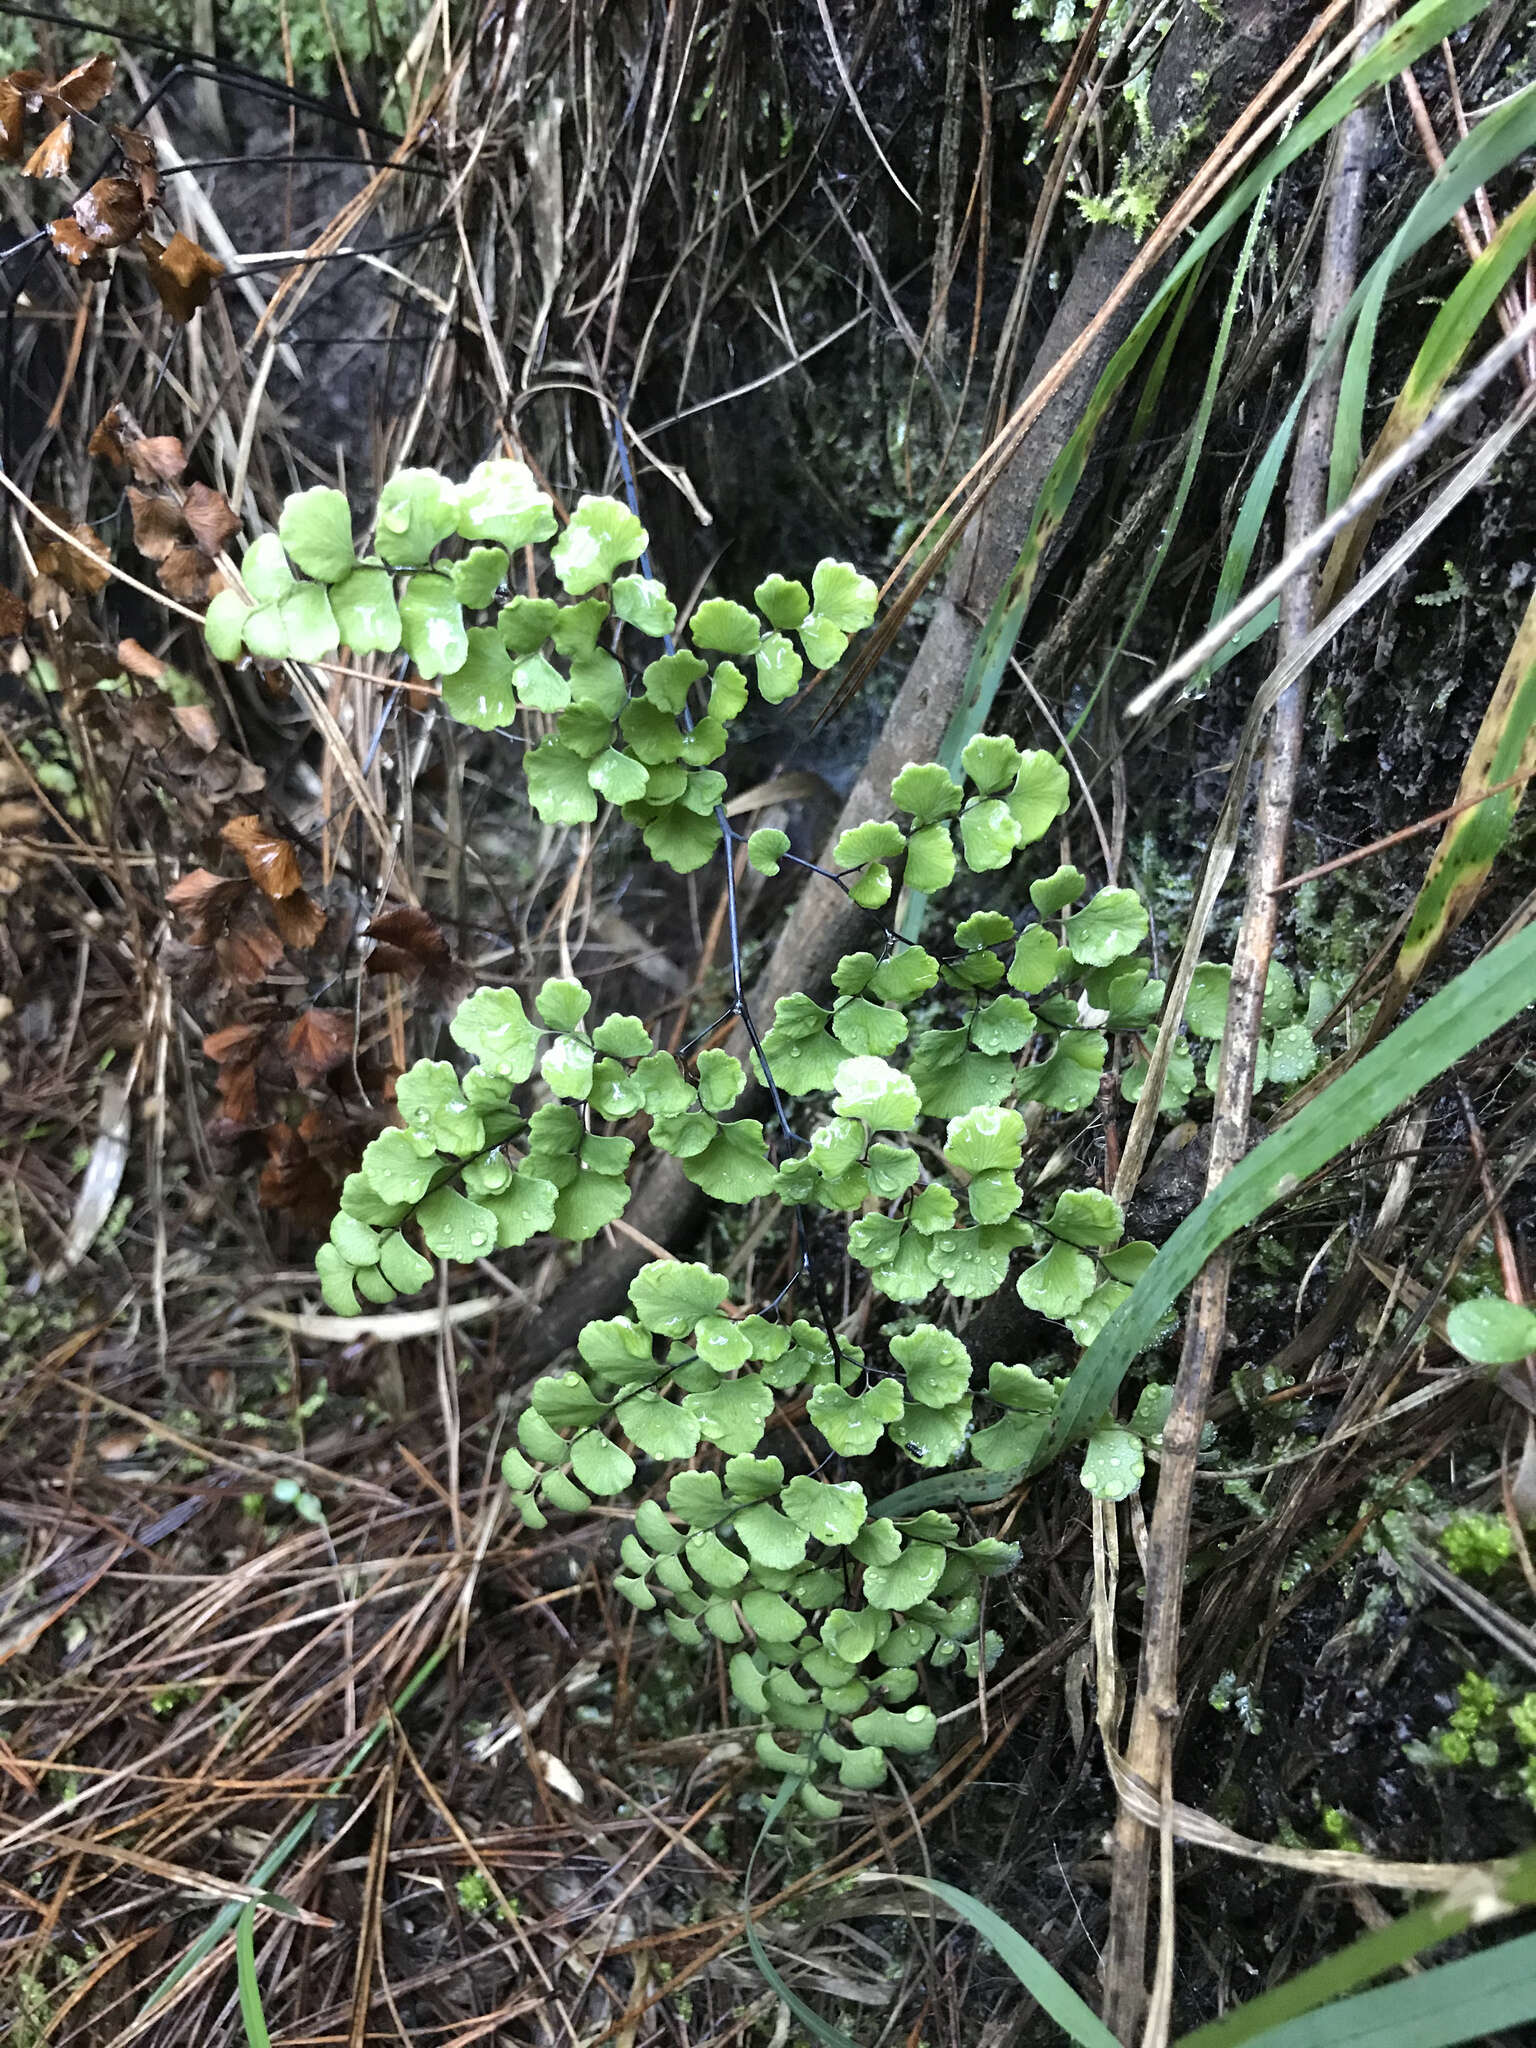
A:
[
  {"xmin": 1208, "ymin": 77, "xmax": 1536, "ymax": 664},
  {"xmin": 742, "ymin": 1789, "xmax": 1119, "ymax": 2048},
  {"xmin": 1322, "ymin": 184, "xmax": 1536, "ymax": 605},
  {"xmin": 1128, "ymin": 259, "xmax": 1207, "ymax": 451},
  {"xmin": 1041, "ymin": 917, "xmax": 1536, "ymax": 1459},
  {"xmin": 1074, "ymin": 180, "xmax": 1274, "ymax": 747},
  {"xmin": 140, "ymin": 1639, "xmax": 453, "ymax": 2017},
  {"xmin": 888, "ymin": 1877, "xmax": 1120, "ymax": 2048},
  {"xmin": 1175, "ymin": 1845, "xmax": 1536, "ymax": 2048},
  {"xmin": 1330, "ymin": 81, "xmax": 1536, "ymax": 509},
  {"xmin": 925, "ymin": 0, "xmax": 1499, "ymax": 793},
  {"xmin": 742, "ymin": 1773, "xmax": 862, "ymax": 2048},
  {"xmin": 235, "ymin": 1904, "xmax": 273, "ymax": 2048},
  {"xmin": 1235, "ymin": 1929, "xmax": 1536, "ymax": 2048}
]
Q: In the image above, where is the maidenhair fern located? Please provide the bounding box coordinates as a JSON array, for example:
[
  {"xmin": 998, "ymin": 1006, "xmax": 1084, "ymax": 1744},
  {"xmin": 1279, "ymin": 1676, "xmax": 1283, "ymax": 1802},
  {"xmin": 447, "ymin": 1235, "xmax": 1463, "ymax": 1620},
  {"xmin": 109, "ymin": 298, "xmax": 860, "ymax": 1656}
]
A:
[{"xmin": 204, "ymin": 457, "xmax": 1178, "ymax": 1809}]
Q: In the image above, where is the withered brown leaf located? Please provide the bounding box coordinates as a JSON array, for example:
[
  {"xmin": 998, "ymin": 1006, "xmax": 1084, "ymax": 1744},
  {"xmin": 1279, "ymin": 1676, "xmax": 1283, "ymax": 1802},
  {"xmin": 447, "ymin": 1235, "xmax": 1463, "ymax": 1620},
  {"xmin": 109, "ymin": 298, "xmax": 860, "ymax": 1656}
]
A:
[
  {"xmin": 297, "ymin": 1104, "xmax": 357, "ymax": 1163},
  {"xmin": 70, "ymin": 175, "xmax": 145, "ymax": 253},
  {"xmin": 212, "ymin": 1056, "xmax": 261, "ymax": 1131},
  {"xmin": 46, "ymin": 216, "xmax": 97, "ymax": 266},
  {"xmin": 202, "ymin": 1020, "xmax": 267, "ymax": 1066},
  {"xmin": 111, "ymin": 122, "xmax": 160, "ymax": 205},
  {"xmin": 259, "ymin": 1120, "xmax": 339, "ymax": 1228},
  {"xmin": 0, "ymin": 586, "xmax": 25, "ymax": 639},
  {"xmin": 216, "ymin": 914, "xmax": 285, "ymax": 987},
  {"xmin": 157, "ymin": 544, "xmax": 216, "ymax": 603},
  {"xmin": 125, "ymin": 434, "xmax": 186, "ymax": 485},
  {"xmin": 166, "ymin": 867, "xmax": 245, "ymax": 944},
  {"xmin": 0, "ymin": 79, "xmax": 23, "ymax": 162},
  {"xmin": 110, "ymin": 121, "xmax": 152, "ymax": 160},
  {"xmin": 34, "ymin": 510, "xmax": 111, "ymax": 594},
  {"xmin": 22, "ymin": 118, "xmax": 72, "ymax": 179},
  {"xmin": 220, "ymin": 814, "xmax": 301, "ymax": 899},
  {"xmin": 127, "ymin": 487, "xmax": 185, "ymax": 563},
  {"xmin": 365, "ymin": 905, "xmax": 451, "ymax": 981},
  {"xmin": 173, "ymin": 702, "xmax": 220, "ymax": 752},
  {"xmin": 271, "ymin": 888, "xmax": 326, "ymax": 950},
  {"xmin": 141, "ymin": 230, "xmax": 224, "ymax": 323},
  {"xmin": 182, "ymin": 482, "xmax": 239, "ymax": 558},
  {"xmin": 51, "ymin": 54, "xmax": 114, "ymax": 116},
  {"xmin": 286, "ymin": 1008, "xmax": 354, "ymax": 1087},
  {"xmin": 116, "ymin": 637, "xmax": 164, "ymax": 680},
  {"xmin": 88, "ymin": 407, "xmax": 127, "ymax": 468}
]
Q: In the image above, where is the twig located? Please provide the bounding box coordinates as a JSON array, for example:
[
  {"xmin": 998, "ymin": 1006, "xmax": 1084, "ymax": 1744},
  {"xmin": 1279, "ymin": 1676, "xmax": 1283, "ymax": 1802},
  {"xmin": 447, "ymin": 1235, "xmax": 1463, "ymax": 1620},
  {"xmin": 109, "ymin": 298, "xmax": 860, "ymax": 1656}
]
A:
[
  {"xmin": 1272, "ymin": 769, "xmax": 1532, "ymax": 891},
  {"xmin": 1103, "ymin": 31, "xmax": 1380, "ymax": 2041}
]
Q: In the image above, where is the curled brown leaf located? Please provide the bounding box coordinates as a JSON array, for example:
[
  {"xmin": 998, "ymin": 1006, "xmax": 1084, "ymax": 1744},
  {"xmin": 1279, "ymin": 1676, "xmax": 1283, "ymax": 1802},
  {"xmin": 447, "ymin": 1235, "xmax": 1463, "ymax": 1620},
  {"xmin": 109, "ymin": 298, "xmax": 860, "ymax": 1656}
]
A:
[
  {"xmin": 110, "ymin": 121, "xmax": 159, "ymax": 205},
  {"xmin": 9, "ymin": 71, "xmax": 49, "ymax": 112},
  {"xmin": 127, "ymin": 487, "xmax": 185, "ymax": 563},
  {"xmin": 182, "ymin": 482, "xmax": 239, "ymax": 557},
  {"xmin": 22, "ymin": 118, "xmax": 72, "ymax": 178},
  {"xmin": 173, "ymin": 702, "xmax": 220, "ymax": 752},
  {"xmin": 365, "ymin": 905, "xmax": 451, "ymax": 982},
  {"xmin": 88, "ymin": 408, "xmax": 127, "ymax": 468},
  {"xmin": 271, "ymin": 888, "xmax": 326, "ymax": 950},
  {"xmin": 125, "ymin": 434, "xmax": 186, "ymax": 485},
  {"xmin": 141, "ymin": 230, "xmax": 224, "ymax": 323},
  {"xmin": 259, "ymin": 1119, "xmax": 343, "ymax": 1228},
  {"xmin": 215, "ymin": 913, "xmax": 285, "ymax": 987},
  {"xmin": 46, "ymin": 216, "xmax": 98, "ymax": 266},
  {"xmin": 286, "ymin": 1008, "xmax": 354, "ymax": 1087},
  {"xmin": 116, "ymin": 637, "xmax": 164, "ymax": 679},
  {"xmin": 70, "ymin": 175, "xmax": 145, "ymax": 252},
  {"xmin": 202, "ymin": 1020, "xmax": 267, "ymax": 1066},
  {"xmin": 211, "ymin": 1055, "xmax": 261, "ymax": 1131},
  {"xmin": 33, "ymin": 510, "xmax": 110, "ymax": 594},
  {"xmin": 157, "ymin": 544, "xmax": 216, "ymax": 603},
  {"xmin": 50, "ymin": 54, "xmax": 114, "ymax": 116},
  {"xmin": 0, "ymin": 80, "xmax": 23, "ymax": 161},
  {"xmin": 166, "ymin": 867, "xmax": 246, "ymax": 944},
  {"xmin": 220, "ymin": 814, "xmax": 302, "ymax": 899}
]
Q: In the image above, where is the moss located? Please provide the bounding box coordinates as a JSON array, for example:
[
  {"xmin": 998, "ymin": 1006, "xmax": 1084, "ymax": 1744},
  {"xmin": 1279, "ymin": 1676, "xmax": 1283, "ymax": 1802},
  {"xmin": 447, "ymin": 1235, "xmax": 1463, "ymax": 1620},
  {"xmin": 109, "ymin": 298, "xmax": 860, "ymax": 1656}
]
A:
[
  {"xmin": 1408, "ymin": 1669, "xmax": 1536, "ymax": 1808},
  {"xmin": 1440, "ymin": 1510, "xmax": 1514, "ymax": 1580},
  {"xmin": 1319, "ymin": 1805, "xmax": 1362, "ymax": 1852}
]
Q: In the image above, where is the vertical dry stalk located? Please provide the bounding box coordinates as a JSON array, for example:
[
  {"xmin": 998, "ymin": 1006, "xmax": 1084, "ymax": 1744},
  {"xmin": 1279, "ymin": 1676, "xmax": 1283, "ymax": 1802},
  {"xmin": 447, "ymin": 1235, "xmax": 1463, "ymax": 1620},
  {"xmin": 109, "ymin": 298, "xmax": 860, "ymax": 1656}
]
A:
[{"xmin": 1102, "ymin": 30, "xmax": 1381, "ymax": 2046}]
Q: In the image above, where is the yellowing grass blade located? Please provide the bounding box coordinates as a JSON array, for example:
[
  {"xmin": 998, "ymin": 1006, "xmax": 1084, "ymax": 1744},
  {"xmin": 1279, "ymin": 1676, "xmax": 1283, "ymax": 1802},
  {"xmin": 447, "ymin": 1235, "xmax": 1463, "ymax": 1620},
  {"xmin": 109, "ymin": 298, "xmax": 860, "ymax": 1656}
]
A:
[{"xmin": 1386, "ymin": 584, "xmax": 1536, "ymax": 1001}]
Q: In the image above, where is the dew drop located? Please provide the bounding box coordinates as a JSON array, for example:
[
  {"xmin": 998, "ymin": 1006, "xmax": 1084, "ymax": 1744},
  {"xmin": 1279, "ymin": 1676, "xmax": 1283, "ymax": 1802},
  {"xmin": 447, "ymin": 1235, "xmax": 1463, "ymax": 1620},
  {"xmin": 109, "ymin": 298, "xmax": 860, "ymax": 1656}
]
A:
[{"xmin": 470, "ymin": 1231, "xmax": 488, "ymax": 1248}]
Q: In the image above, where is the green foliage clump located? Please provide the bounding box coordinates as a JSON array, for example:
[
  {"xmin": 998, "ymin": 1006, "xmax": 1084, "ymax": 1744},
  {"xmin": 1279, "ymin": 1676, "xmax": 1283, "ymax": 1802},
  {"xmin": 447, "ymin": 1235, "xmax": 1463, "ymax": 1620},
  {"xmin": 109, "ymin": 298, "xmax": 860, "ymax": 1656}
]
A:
[
  {"xmin": 1407, "ymin": 1668, "xmax": 1536, "ymax": 1812},
  {"xmin": 0, "ymin": 0, "xmax": 415, "ymax": 94},
  {"xmin": 1440, "ymin": 1509, "xmax": 1514, "ymax": 1579},
  {"xmin": 203, "ymin": 466, "xmax": 1180, "ymax": 1805},
  {"xmin": 208, "ymin": 466, "xmax": 875, "ymax": 879},
  {"xmin": 1121, "ymin": 956, "xmax": 1325, "ymax": 1115}
]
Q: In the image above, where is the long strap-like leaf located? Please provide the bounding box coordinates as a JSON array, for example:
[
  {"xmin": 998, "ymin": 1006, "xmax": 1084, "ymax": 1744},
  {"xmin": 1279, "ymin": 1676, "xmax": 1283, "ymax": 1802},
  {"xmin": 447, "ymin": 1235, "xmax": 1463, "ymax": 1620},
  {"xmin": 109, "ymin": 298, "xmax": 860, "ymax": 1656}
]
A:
[
  {"xmin": 1043, "ymin": 917, "xmax": 1536, "ymax": 1459},
  {"xmin": 923, "ymin": 0, "xmax": 1513, "ymax": 789},
  {"xmin": 1176, "ymin": 1843, "xmax": 1536, "ymax": 2048}
]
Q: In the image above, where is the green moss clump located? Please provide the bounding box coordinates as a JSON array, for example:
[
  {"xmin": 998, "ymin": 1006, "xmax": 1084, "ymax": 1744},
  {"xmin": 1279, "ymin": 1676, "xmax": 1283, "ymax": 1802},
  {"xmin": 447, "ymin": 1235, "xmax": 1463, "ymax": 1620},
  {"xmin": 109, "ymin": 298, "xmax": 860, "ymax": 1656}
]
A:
[{"xmin": 1440, "ymin": 1510, "xmax": 1514, "ymax": 1579}]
